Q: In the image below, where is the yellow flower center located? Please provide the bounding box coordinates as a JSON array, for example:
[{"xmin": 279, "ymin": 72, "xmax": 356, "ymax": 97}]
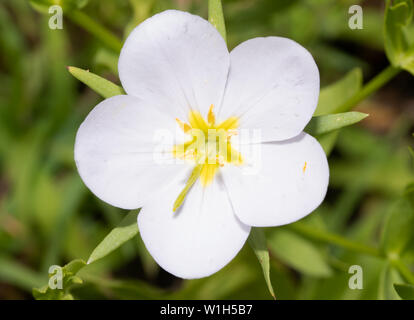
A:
[{"xmin": 172, "ymin": 105, "xmax": 243, "ymax": 211}]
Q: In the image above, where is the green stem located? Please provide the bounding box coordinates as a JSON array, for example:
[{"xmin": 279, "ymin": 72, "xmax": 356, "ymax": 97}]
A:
[
  {"xmin": 391, "ymin": 259, "xmax": 414, "ymax": 285},
  {"xmin": 67, "ymin": 10, "xmax": 123, "ymax": 53},
  {"xmin": 337, "ymin": 65, "xmax": 401, "ymax": 112},
  {"xmin": 289, "ymin": 223, "xmax": 381, "ymax": 257}
]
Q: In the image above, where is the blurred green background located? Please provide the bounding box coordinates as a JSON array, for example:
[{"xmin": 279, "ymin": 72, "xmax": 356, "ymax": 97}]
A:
[{"xmin": 1, "ymin": 0, "xmax": 414, "ymax": 299}]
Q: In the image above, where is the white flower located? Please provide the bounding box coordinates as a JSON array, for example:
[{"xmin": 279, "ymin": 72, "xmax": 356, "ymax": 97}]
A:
[{"xmin": 74, "ymin": 10, "xmax": 329, "ymax": 279}]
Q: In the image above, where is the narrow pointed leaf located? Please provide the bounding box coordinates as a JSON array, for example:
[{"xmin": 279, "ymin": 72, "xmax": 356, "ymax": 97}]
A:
[
  {"xmin": 67, "ymin": 66, "xmax": 124, "ymax": 98},
  {"xmin": 315, "ymin": 68, "xmax": 362, "ymax": 116},
  {"xmin": 248, "ymin": 228, "xmax": 275, "ymax": 299},
  {"xmin": 63, "ymin": 259, "xmax": 87, "ymax": 275},
  {"xmin": 305, "ymin": 112, "xmax": 368, "ymax": 136},
  {"xmin": 394, "ymin": 283, "xmax": 414, "ymax": 300},
  {"xmin": 269, "ymin": 230, "xmax": 332, "ymax": 277},
  {"xmin": 87, "ymin": 210, "xmax": 139, "ymax": 265},
  {"xmin": 312, "ymin": 68, "xmax": 363, "ymax": 154},
  {"xmin": 208, "ymin": 0, "xmax": 227, "ymax": 43}
]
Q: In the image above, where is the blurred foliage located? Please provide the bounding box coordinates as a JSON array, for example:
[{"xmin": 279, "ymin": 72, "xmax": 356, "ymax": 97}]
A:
[
  {"xmin": 384, "ymin": 0, "xmax": 414, "ymax": 75},
  {"xmin": 0, "ymin": 0, "xmax": 414, "ymax": 300}
]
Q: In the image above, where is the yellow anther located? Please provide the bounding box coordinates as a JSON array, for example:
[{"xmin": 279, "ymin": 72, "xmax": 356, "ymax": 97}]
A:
[
  {"xmin": 172, "ymin": 107, "xmax": 241, "ymax": 211},
  {"xmin": 207, "ymin": 104, "xmax": 215, "ymax": 126},
  {"xmin": 303, "ymin": 161, "xmax": 307, "ymax": 173},
  {"xmin": 176, "ymin": 118, "xmax": 192, "ymax": 133}
]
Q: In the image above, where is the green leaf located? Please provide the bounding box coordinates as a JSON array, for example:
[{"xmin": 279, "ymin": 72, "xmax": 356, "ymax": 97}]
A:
[
  {"xmin": 32, "ymin": 259, "xmax": 86, "ymax": 300},
  {"xmin": 87, "ymin": 210, "xmax": 139, "ymax": 265},
  {"xmin": 247, "ymin": 228, "xmax": 275, "ymax": 299},
  {"xmin": 268, "ymin": 229, "xmax": 332, "ymax": 277},
  {"xmin": 314, "ymin": 68, "xmax": 362, "ymax": 116},
  {"xmin": 384, "ymin": 0, "xmax": 414, "ymax": 75},
  {"xmin": 394, "ymin": 283, "xmax": 414, "ymax": 299},
  {"xmin": 378, "ymin": 263, "xmax": 402, "ymax": 300},
  {"xmin": 312, "ymin": 68, "xmax": 363, "ymax": 155},
  {"xmin": 380, "ymin": 183, "xmax": 414, "ymax": 258},
  {"xmin": 305, "ymin": 112, "xmax": 368, "ymax": 136},
  {"xmin": 64, "ymin": 259, "xmax": 87, "ymax": 275},
  {"xmin": 67, "ymin": 66, "xmax": 124, "ymax": 98},
  {"xmin": 208, "ymin": 0, "xmax": 227, "ymax": 43}
]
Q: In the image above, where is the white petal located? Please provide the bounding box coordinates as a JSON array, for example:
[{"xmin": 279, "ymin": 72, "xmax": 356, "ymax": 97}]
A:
[
  {"xmin": 222, "ymin": 133, "xmax": 329, "ymax": 227},
  {"xmin": 118, "ymin": 10, "xmax": 230, "ymax": 120},
  {"xmin": 138, "ymin": 174, "xmax": 250, "ymax": 279},
  {"xmin": 219, "ymin": 37, "xmax": 320, "ymax": 142},
  {"xmin": 75, "ymin": 95, "xmax": 187, "ymax": 210}
]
